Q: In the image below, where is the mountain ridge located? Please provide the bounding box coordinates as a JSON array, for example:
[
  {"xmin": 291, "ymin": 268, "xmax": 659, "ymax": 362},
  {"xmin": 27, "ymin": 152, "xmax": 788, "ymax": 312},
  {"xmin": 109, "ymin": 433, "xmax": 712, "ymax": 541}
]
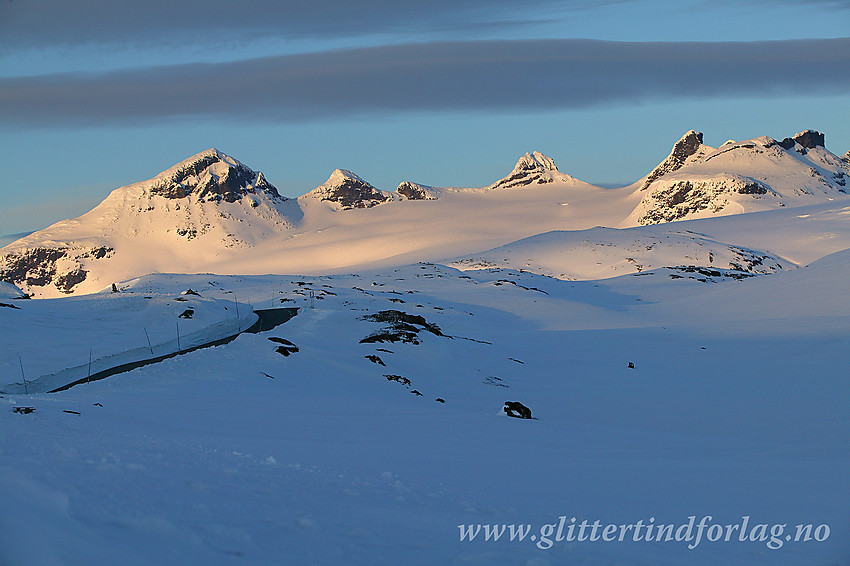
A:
[{"xmin": 2, "ymin": 130, "xmax": 849, "ymax": 297}]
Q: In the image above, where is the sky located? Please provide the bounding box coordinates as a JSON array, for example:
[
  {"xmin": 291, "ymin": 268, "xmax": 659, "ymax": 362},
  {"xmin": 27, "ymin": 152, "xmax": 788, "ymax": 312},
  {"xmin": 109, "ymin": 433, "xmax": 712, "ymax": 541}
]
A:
[{"xmin": 1, "ymin": 0, "xmax": 849, "ymax": 238}]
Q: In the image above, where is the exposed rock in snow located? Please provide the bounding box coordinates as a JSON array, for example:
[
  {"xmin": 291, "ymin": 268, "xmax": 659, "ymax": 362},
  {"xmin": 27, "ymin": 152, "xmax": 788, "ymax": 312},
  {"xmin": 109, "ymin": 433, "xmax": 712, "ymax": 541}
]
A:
[
  {"xmin": 396, "ymin": 181, "xmax": 440, "ymax": 200},
  {"xmin": 629, "ymin": 131, "xmax": 850, "ymax": 225},
  {"xmin": 304, "ymin": 169, "xmax": 395, "ymax": 210},
  {"xmin": 640, "ymin": 131, "xmax": 708, "ymax": 191},
  {"xmin": 489, "ymin": 151, "xmax": 576, "ymax": 189},
  {"xmin": 0, "ymin": 246, "xmax": 114, "ymax": 295},
  {"xmin": 143, "ymin": 148, "xmax": 284, "ymax": 203},
  {"xmin": 632, "ymin": 175, "xmax": 775, "ymax": 225},
  {"xmin": 792, "ymin": 129, "xmax": 825, "ymax": 149}
]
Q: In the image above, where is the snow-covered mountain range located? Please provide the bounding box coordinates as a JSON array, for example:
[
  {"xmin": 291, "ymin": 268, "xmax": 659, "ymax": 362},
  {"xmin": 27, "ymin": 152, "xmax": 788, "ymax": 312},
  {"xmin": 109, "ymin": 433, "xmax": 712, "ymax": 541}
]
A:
[
  {"xmin": 1, "ymin": 130, "xmax": 848, "ymax": 297},
  {"xmin": 2, "ymin": 131, "xmax": 850, "ymax": 566}
]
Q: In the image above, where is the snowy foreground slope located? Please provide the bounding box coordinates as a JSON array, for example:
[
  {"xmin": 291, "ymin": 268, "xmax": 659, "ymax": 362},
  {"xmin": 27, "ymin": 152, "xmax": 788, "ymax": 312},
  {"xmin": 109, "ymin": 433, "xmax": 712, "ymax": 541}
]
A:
[{"xmin": 2, "ymin": 206, "xmax": 849, "ymax": 564}]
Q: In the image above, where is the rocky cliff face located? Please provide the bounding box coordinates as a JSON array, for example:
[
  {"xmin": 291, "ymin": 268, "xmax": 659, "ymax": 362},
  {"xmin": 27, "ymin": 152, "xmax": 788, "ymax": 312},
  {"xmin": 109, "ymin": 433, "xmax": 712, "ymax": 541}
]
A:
[
  {"xmin": 0, "ymin": 246, "xmax": 114, "ymax": 295},
  {"xmin": 778, "ymin": 129, "xmax": 825, "ymax": 151}
]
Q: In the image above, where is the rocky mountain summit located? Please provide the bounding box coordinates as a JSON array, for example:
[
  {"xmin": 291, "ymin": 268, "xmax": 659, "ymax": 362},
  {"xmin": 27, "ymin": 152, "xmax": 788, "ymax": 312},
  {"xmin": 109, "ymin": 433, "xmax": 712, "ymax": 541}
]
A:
[
  {"xmin": 0, "ymin": 149, "xmax": 293, "ymax": 295},
  {"xmin": 489, "ymin": 151, "xmax": 576, "ymax": 189},
  {"xmin": 304, "ymin": 169, "xmax": 396, "ymax": 210},
  {"xmin": 142, "ymin": 148, "xmax": 284, "ymax": 203}
]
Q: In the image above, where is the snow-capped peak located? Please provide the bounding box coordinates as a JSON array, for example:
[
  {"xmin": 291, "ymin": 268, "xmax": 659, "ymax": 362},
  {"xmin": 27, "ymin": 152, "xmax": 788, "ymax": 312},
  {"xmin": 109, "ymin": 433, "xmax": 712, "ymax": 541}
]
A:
[
  {"xmin": 320, "ymin": 169, "xmax": 368, "ymax": 188},
  {"xmin": 489, "ymin": 151, "xmax": 575, "ymax": 189},
  {"xmin": 517, "ymin": 151, "xmax": 559, "ymax": 173},
  {"xmin": 139, "ymin": 147, "xmax": 283, "ymax": 203},
  {"xmin": 0, "ymin": 149, "xmax": 295, "ymax": 296},
  {"xmin": 305, "ymin": 169, "xmax": 394, "ymax": 210}
]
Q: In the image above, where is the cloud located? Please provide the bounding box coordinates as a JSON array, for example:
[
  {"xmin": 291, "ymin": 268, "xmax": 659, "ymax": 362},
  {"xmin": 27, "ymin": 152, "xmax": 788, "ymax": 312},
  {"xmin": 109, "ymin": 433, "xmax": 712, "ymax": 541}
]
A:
[
  {"xmin": 2, "ymin": 38, "xmax": 848, "ymax": 129},
  {"xmin": 0, "ymin": 0, "xmax": 592, "ymax": 50}
]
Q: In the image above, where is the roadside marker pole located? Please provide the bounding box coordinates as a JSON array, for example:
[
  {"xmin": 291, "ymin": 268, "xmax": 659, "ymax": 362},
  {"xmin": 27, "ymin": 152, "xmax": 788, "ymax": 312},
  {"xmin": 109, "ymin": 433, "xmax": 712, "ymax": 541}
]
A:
[
  {"xmin": 144, "ymin": 328, "xmax": 154, "ymax": 355},
  {"xmin": 19, "ymin": 356, "xmax": 28, "ymax": 394}
]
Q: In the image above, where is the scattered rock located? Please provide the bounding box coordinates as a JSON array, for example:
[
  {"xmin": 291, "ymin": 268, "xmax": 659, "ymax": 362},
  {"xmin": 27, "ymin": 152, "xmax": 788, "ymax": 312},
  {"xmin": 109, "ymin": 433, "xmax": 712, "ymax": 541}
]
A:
[
  {"xmin": 93, "ymin": 403, "xmax": 103, "ymax": 407},
  {"xmin": 508, "ymin": 357, "xmax": 524, "ymax": 364},
  {"xmin": 178, "ymin": 309, "xmax": 194, "ymax": 319},
  {"xmin": 0, "ymin": 302, "xmax": 21, "ymax": 309},
  {"xmin": 385, "ymin": 374, "xmax": 411, "ymax": 386},
  {"xmin": 628, "ymin": 361, "xmax": 635, "ymax": 369},
  {"xmin": 411, "ymin": 390, "xmax": 423, "ymax": 396},
  {"xmin": 269, "ymin": 337, "xmax": 299, "ymax": 356},
  {"xmin": 360, "ymin": 310, "xmax": 447, "ymax": 344},
  {"xmin": 63, "ymin": 410, "xmax": 81, "ymax": 415},
  {"xmin": 12, "ymin": 407, "xmax": 35, "ymax": 414},
  {"xmin": 182, "ymin": 288, "xmax": 202, "ymax": 296},
  {"xmin": 504, "ymin": 401, "xmax": 532, "ymax": 419},
  {"xmin": 365, "ymin": 355, "xmax": 386, "ymax": 366},
  {"xmin": 436, "ymin": 398, "xmax": 445, "ymax": 403}
]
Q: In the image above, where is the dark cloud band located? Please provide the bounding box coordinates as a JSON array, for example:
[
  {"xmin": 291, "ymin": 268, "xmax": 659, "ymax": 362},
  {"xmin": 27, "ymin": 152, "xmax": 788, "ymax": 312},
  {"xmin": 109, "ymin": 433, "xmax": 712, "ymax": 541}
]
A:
[
  {"xmin": 2, "ymin": 38, "xmax": 848, "ymax": 129},
  {"xmin": 0, "ymin": 0, "xmax": 574, "ymax": 49}
]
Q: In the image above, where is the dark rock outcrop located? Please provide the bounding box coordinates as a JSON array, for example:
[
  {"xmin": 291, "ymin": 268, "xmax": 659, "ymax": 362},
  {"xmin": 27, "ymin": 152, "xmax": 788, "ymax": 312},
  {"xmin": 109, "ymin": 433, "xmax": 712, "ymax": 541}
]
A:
[
  {"xmin": 636, "ymin": 176, "xmax": 773, "ymax": 225},
  {"xmin": 504, "ymin": 401, "xmax": 532, "ymax": 419},
  {"xmin": 792, "ymin": 130, "xmax": 825, "ymax": 149},
  {"xmin": 641, "ymin": 131, "xmax": 705, "ymax": 190},
  {"xmin": 148, "ymin": 150, "xmax": 282, "ymax": 204},
  {"xmin": 269, "ymin": 337, "xmax": 299, "ymax": 356},
  {"xmin": 0, "ymin": 246, "xmax": 113, "ymax": 294},
  {"xmin": 360, "ymin": 310, "xmax": 446, "ymax": 345},
  {"xmin": 309, "ymin": 170, "xmax": 391, "ymax": 210},
  {"xmin": 397, "ymin": 181, "xmax": 438, "ymax": 200}
]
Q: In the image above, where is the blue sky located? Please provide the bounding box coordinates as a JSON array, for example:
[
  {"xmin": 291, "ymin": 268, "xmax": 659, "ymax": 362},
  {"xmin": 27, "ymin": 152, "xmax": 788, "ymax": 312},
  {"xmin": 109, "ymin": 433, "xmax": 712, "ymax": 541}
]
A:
[{"xmin": 1, "ymin": 0, "xmax": 848, "ymax": 237}]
